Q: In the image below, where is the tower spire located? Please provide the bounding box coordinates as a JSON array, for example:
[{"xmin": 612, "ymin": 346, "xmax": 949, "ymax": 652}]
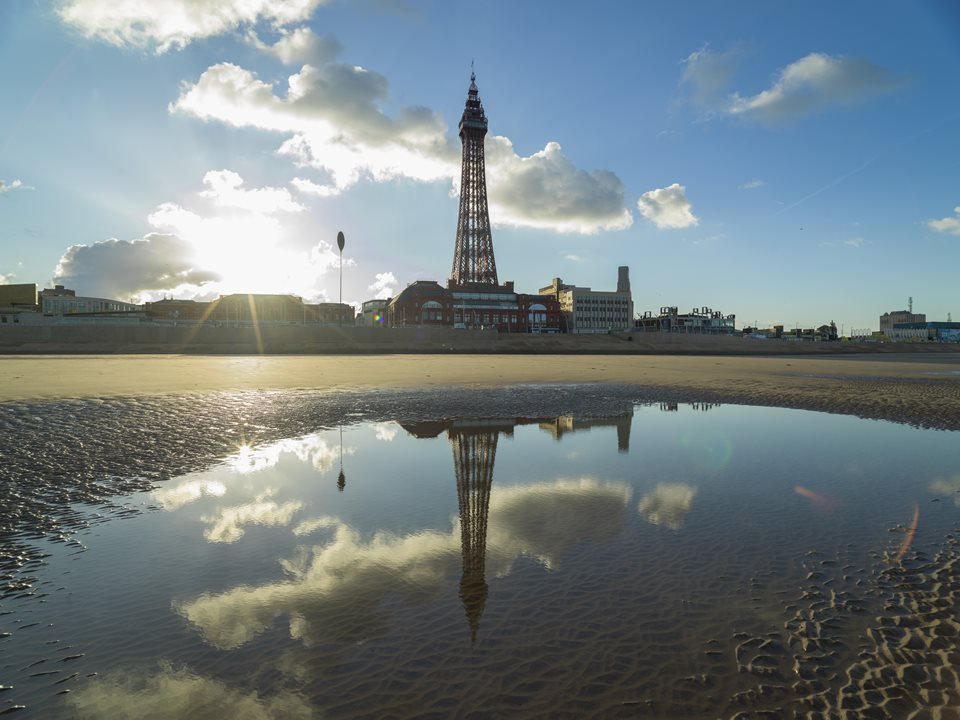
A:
[{"xmin": 450, "ymin": 69, "xmax": 498, "ymax": 286}]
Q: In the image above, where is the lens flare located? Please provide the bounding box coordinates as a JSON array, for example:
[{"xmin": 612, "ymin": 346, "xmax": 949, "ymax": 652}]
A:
[{"xmin": 893, "ymin": 503, "xmax": 920, "ymax": 563}]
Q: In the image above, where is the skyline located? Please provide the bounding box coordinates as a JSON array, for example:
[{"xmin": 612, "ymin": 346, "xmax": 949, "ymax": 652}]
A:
[{"xmin": 1, "ymin": 1, "xmax": 959, "ymax": 331}]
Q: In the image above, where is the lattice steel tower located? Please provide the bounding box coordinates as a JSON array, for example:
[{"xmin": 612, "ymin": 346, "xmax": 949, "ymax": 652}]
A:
[
  {"xmin": 451, "ymin": 71, "xmax": 498, "ymax": 286},
  {"xmin": 450, "ymin": 428, "xmax": 497, "ymax": 643}
]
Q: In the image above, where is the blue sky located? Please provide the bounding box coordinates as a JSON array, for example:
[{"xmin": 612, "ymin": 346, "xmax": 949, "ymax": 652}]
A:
[{"xmin": 1, "ymin": 0, "xmax": 958, "ymax": 331}]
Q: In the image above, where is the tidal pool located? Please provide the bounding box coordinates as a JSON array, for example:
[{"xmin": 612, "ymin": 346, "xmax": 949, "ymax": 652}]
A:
[{"xmin": 2, "ymin": 399, "xmax": 959, "ymax": 718}]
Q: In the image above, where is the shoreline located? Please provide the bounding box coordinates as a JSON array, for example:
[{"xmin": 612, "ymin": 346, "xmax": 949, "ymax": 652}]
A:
[{"xmin": 3, "ymin": 353, "xmax": 959, "ymax": 430}]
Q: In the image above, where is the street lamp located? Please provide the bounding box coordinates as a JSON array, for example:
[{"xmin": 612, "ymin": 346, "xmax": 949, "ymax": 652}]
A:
[{"xmin": 337, "ymin": 230, "xmax": 345, "ymax": 328}]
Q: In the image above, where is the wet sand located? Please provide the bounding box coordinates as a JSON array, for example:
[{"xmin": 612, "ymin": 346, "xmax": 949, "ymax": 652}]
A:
[{"xmin": 3, "ymin": 353, "xmax": 959, "ymax": 429}]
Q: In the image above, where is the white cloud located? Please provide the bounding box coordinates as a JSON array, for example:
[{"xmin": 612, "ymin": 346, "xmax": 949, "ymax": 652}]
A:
[
  {"xmin": 0, "ymin": 272, "xmax": 16, "ymax": 284},
  {"xmin": 928, "ymin": 207, "xmax": 960, "ymax": 237},
  {"xmin": 152, "ymin": 479, "xmax": 227, "ymax": 511},
  {"xmin": 727, "ymin": 53, "xmax": 902, "ymax": 125},
  {"xmin": 367, "ymin": 271, "xmax": 397, "ymax": 299},
  {"xmin": 637, "ymin": 183, "xmax": 699, "ymax": 229},
  {"xmin": 485, "ymin": 140, "xmax": 632, "ymax": 234},
  {"xmin": 171, "ymin": 62, "xmax": 632, "ymax": 234},
  {"xmin": 57, "ymin": 0, "xmax": 327, "ymax": 53},
  {"xmin": 54, "ymin": 171, "xmax": 355, "ymax": 302},
  {"xmin": 564, "ymin": 254, "xmax": 583, "ymax": 262},
  {"xmin": 290, "ymin": 177, "xmax": 339, "ymax": 197},
  {"xmin": 248, "ymin": 27, "xmax": 341, "ymax": 66},
  {"xmin": 0, "ymin": 179, "xmax": 27, "ymax": 194},
  {"xmin": 737, "ymin": 179, "xmax": 765, "ymax": 190},
  {"xmin": 638, "ymin": 483, "xmax": 697, "ymax": 529},
  {"xmin": 844, "ymin": 237, "xmax": 865, "ymax": 248},
  {"xmin": 200, "ymin": 170, "xmax": 305, "ymax": 213},
  {"xmin": 202, "ymin": 490, "xmax": 303, "ymax": 543},
  {"xmin": 67, "ymin": 662, "xmax": 314, "ymax": 720},
  {"xmin": 177, "ymin": 479, "xmax": 632, "ymax": 649},
  {"xmin": 371, "ymin": 422, "xmax": 398, "ymax": 442}
]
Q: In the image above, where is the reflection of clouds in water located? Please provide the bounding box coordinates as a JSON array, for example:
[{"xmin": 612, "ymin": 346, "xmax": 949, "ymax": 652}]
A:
[
  {"xmin": 202, "ymin": 490, "xmax": 303, "ymax": 543},
  {"xmin": 638, "ymin": 483, "xmax": 698, "ymax": 529},
  {"xmin": 230, "ymin": 434, "xmax": 353, "ymax": 475},
  {"xmin": 152, "ymin": 479, "xmax": 226, "ymax": 511},
  {"xmin": 67, "ymin": 661, "xmax": 313, "ymax": 720},
  {"xmin": 371, "ymin": 422, "xmax": 398, "ymax": 442},
  {"xmin": 177, "ymin": 479, "xmax": 631, "ymax": 649},
  {"xmin": 151, "ymin": 434, "xmax": 352, "ymax": 512},
  {"xmin": 292, "ymin": 516, "xmax": 340, "ymax": 537},
  {"xmin": 929, "ymin": 474, "xmax": 960, "ymax": 506}
]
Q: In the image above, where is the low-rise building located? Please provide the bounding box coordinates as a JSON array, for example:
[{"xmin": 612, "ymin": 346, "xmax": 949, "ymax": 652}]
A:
[
  {"xmin": 41, "ymin": 285, "xmax": 140, "ymax": 315},
  {"xmin": 880, "ymin": 310, "xmax": 925, "ymax": 334},
  {"xmin": 635, "ymin": 306, "xmax": 737, "ymax": 335},
  {"xmin": 0, "ymin": 283, "xmax": 39, "ymax": 311},
  {"xmin": 889, "ymin": 321, "xmax": 960, "ymax": 342},
  {"xmin": 539, "ymin": 267, "xmax": 633, "ymax": 334},
  {"xmin": 360, "ymin": 299, "xmax": 389, "ymax": 327}
]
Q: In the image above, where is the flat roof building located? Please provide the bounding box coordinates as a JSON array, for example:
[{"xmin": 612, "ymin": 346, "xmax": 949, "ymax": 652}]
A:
[{"xmin": 539, "ymin": 267, "xmax": 633, "ymax": 334}]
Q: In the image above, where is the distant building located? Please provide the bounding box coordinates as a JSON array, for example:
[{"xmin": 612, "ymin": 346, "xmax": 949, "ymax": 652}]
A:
[
  {"xmin": 387, "ymin": 281, "xmax": 454, "ymax": 328},
  {"xmin": 143, "ymin": 294, "xmax": 354, "ymax": 325},
  {"xmin": 889, "ymin": 321, "xmax": 960, "ymax": 342},
  {"xmin": 539, "ymin": 267, "xmax": 633, "ymax": 334},
  {"xmin": 635, "ymin": 306, "xmax": 737, "ymax": 335},
  {"xmin": 880, "ymin": 310, "xmax": 925, "ymax": 334},
  {"xmin": 40, "ymin": 285, "xmax": 140, "ymax": 315},
  {"xmin": 0, "ymin": 283, "xmax": 39, "ymax": 311},
  {"xmin": 360, "ymin": 299, "xmax": 389, "ymax": 327}
]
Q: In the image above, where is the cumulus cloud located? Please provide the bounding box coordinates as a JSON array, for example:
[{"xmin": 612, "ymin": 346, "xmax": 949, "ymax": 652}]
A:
[
  {"xmin": 67, "ymin": 661, "xmax": 314, "ymax": 720},
  {"xmin": 171, "ymin": 62, "xmax": 632, "ymax": 234},
  {"xmin": 844, "ymin": 237, "xmax": 865, "ymax": 248},
  {"xmin": 53, "ymin": 233, "xmax": 220, "ymax": 300},
  {"xmin": 737, "ymin": 179, "xmax": 765, "ymax": 190},
  {"xmin": 637, "ymin": 183, "xmax": 699, "ymax": 229},
  {"xmin": 928, "ymin": 207, "xmax": 960, "ymax": 237},
  {"xmin": 728, "ymin": 53, "xmax": 902, "ymax": 125},
  {"xmin": 367, "ymin": 271, "xmax": 397, "ymax": 300},
  {"xmin": 0, "ymin": 272, "xmax": 16, "ymax": 284},
  {"xmin": 200, "ymin": 170, "xmax": 305, "ymax": 213},
  {"xmin": 248, "ymin": 27, "xmax": 341, "ymax": 66},
  {"xmin": 54, "ymin": 171, "xmax": 353, "ymax": 301},
  {"xmin": 485, "ymin": 140, "xmax": 632, "ymax": 233},
  {"xmin": 177, "ymin": 479, "xmax": 631, "ymax": 649},
  {"xmin": 371, "ymin": 422, "xmax": 398, "ymax": 442},
  {"xmin": 57, "ymin": 0, "xmax": 327, "ymax": 53}
]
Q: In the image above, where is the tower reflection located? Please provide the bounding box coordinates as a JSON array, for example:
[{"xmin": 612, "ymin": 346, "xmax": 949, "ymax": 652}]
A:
[{"xmin": 401, "ymin": 412, "xmax": 633, "ymax": 641}]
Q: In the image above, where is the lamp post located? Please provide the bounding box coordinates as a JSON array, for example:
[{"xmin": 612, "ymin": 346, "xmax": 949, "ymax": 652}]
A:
[{"xmin": 337, "ymin": 231, "xmax": 345, "ymax": 328}]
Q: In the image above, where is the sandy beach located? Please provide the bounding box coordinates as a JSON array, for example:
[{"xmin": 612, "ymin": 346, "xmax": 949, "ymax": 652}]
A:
[{"xmin": 3, "ymin": 353, "xmax": 960, "ymax": 429}]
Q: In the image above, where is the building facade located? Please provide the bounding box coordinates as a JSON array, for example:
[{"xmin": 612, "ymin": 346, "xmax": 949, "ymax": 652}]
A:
[
  {"xmin": 635, "ymin": 306, "xmax": 737, "ymax": 335},
  {"xmin": 360, "ymin": 299, "xmax": 389, "ymax": 327},
  {"xmin": 144, "ymin": 295, "xmax": 354, "ymax": 325},
  {"xmin": 880, "ymin": 310, "xmax": 925, "ymax": 334},
  {"xmin": 40, "ymin": 285, "xmax": 140, "ymax": 315},
  {"xmin": 539, "ymin": 267, "xmax": 634, "ymax": 334}
]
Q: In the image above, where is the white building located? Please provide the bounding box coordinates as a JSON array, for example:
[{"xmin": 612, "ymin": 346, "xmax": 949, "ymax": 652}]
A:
[
  {"xmin": 539, "ymin": 267, "xmax": 634, "ymax": 334},
  {"xmin": 40, "ymin": 285, "xmax": 139, "ymax": 315}
]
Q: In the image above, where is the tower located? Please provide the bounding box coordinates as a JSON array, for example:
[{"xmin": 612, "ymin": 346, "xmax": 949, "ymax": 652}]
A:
[
  {"xmin": 450, "ymin": 71, "xmax": 498, "ymax": 286},
  {"xmin": 450, "ymin": 427, "xmax": 497, "ymax": 643}
]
